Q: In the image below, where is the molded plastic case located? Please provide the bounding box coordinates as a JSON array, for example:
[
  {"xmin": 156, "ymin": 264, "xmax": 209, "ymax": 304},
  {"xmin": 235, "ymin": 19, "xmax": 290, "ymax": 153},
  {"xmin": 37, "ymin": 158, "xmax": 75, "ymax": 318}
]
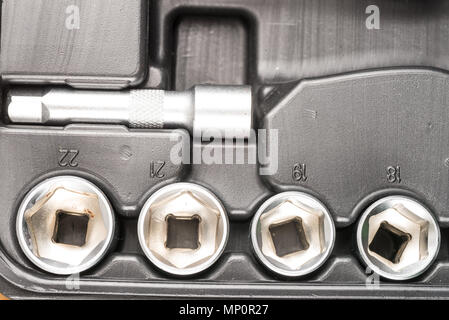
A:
[{"xmin": 1, "ymin": 0, "xmax": 449, "ymax": 299}]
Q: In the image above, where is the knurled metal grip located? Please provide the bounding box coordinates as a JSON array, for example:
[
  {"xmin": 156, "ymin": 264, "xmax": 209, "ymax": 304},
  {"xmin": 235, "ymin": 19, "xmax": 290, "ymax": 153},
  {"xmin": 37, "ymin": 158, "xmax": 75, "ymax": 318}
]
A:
[
  {"xmin": 129, "ymin": 90, "xmax": 164, "ymax": 129},
  {"xmin": 7, "ymin": 85, "xmax": 252, "ymax": 139}
]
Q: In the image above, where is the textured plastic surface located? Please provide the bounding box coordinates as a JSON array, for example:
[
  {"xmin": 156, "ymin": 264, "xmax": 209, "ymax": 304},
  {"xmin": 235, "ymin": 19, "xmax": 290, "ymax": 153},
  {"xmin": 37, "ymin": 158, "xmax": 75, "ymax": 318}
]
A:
[
  {"xmin": 2, "ymin": 0, "xmax": 449, "ymax": 299},
  {"xmin": 262, "ymin": 69, "xmax": 449, "ymax": 227},
  {"xmin": 0, "ymin": 0, "xmax": 148, "ymax": 89}
]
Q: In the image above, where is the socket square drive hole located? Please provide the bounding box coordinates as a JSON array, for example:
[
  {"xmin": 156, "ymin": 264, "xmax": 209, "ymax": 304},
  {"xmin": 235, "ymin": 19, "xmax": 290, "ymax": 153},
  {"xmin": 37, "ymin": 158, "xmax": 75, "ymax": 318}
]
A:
[
  {"xmin": 53, "ymin": 211, "xmax": 90, "ymax": 247},
  {"xmin": 369, "ymin": 221, "xmax": 411, "ymax": 264},
  {"xmin": 269, "ymin": 218, "xmax": 309, "ymax": 257},
  {"xmin": 166, "ymin": 215, "xmax": 201, "ymax": 250}
]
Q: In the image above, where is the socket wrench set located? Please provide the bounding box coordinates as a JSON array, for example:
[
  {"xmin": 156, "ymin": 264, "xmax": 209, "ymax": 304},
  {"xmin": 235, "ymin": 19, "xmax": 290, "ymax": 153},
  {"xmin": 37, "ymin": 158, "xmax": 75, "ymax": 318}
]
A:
[{"xmin": 1, "ymin": 0, "xmax": 449, "ymax": 299}]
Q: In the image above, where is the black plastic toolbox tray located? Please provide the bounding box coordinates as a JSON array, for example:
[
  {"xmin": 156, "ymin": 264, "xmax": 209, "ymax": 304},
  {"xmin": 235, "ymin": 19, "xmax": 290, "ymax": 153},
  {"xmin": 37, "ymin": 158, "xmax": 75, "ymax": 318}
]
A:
[
  {"xmin": 261, "ymin": 69, "xmax": 449, "ymax": 226},
  {"xmin": 0, "ymin": 0, "xmax": 148, "ymax": 89},
  {"xmin": 2, "ymin": 0, "xmax": 449, "ymax": 299},
  {"xmin": 0, "ymin": 122, "xmax": 448, "ymax": 299}
]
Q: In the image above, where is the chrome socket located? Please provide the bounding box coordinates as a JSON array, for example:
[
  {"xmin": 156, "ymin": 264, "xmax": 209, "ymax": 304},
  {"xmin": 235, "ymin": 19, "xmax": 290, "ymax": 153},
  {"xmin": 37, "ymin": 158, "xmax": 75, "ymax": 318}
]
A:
[
  {"xmin": 137, "ymin": 183, "xmax": 229, "ymax": 276},
  {"xmin": 16, "ymin": 176, "xmax": 115, "ymax": 275},
  {"xmin": 357, "ymin": 195, "xmax": 440, "ymax": 280},
  {"xmin": 251, "ymin": 192, "xmax": 335, "ymax": 277}
]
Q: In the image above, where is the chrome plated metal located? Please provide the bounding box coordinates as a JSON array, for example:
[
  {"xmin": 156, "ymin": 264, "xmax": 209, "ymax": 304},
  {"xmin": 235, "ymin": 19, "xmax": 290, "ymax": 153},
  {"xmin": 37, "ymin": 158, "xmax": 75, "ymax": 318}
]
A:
[
  {"xmin": 16, "ymin": 176, "xmax": 115, "ymax": 275},
  {"xmin": 251, "ymin": 191, "xmax": 335, "ymax": 277},
  {"xmin": 137, "ymin": 183, "xmax": 229, "ymax": 276},
  {"xmin": 7, "ymin": 85, "xmax": 252, "ymax": 139},
  {"xmin": 357, "ymin": 195, "xmax": 440, "ymax": 280}
]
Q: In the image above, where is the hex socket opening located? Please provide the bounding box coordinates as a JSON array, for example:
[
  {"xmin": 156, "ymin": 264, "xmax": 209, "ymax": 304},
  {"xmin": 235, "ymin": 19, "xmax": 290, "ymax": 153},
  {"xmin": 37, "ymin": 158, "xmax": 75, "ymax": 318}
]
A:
[
  {"xmin": 357, "ymin": 195, "xmax": 440, "ymax": 281},
  {"xmin": 251, "ymin": 192, "xmax": 335, "ymax": 277},
  {"xmin": 138, "ymin": 183, "xmax": 229, "ymax": 276},
  {"xmin": 16, "ymin": 176, "xmax": 115, "ymax": 275}
]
